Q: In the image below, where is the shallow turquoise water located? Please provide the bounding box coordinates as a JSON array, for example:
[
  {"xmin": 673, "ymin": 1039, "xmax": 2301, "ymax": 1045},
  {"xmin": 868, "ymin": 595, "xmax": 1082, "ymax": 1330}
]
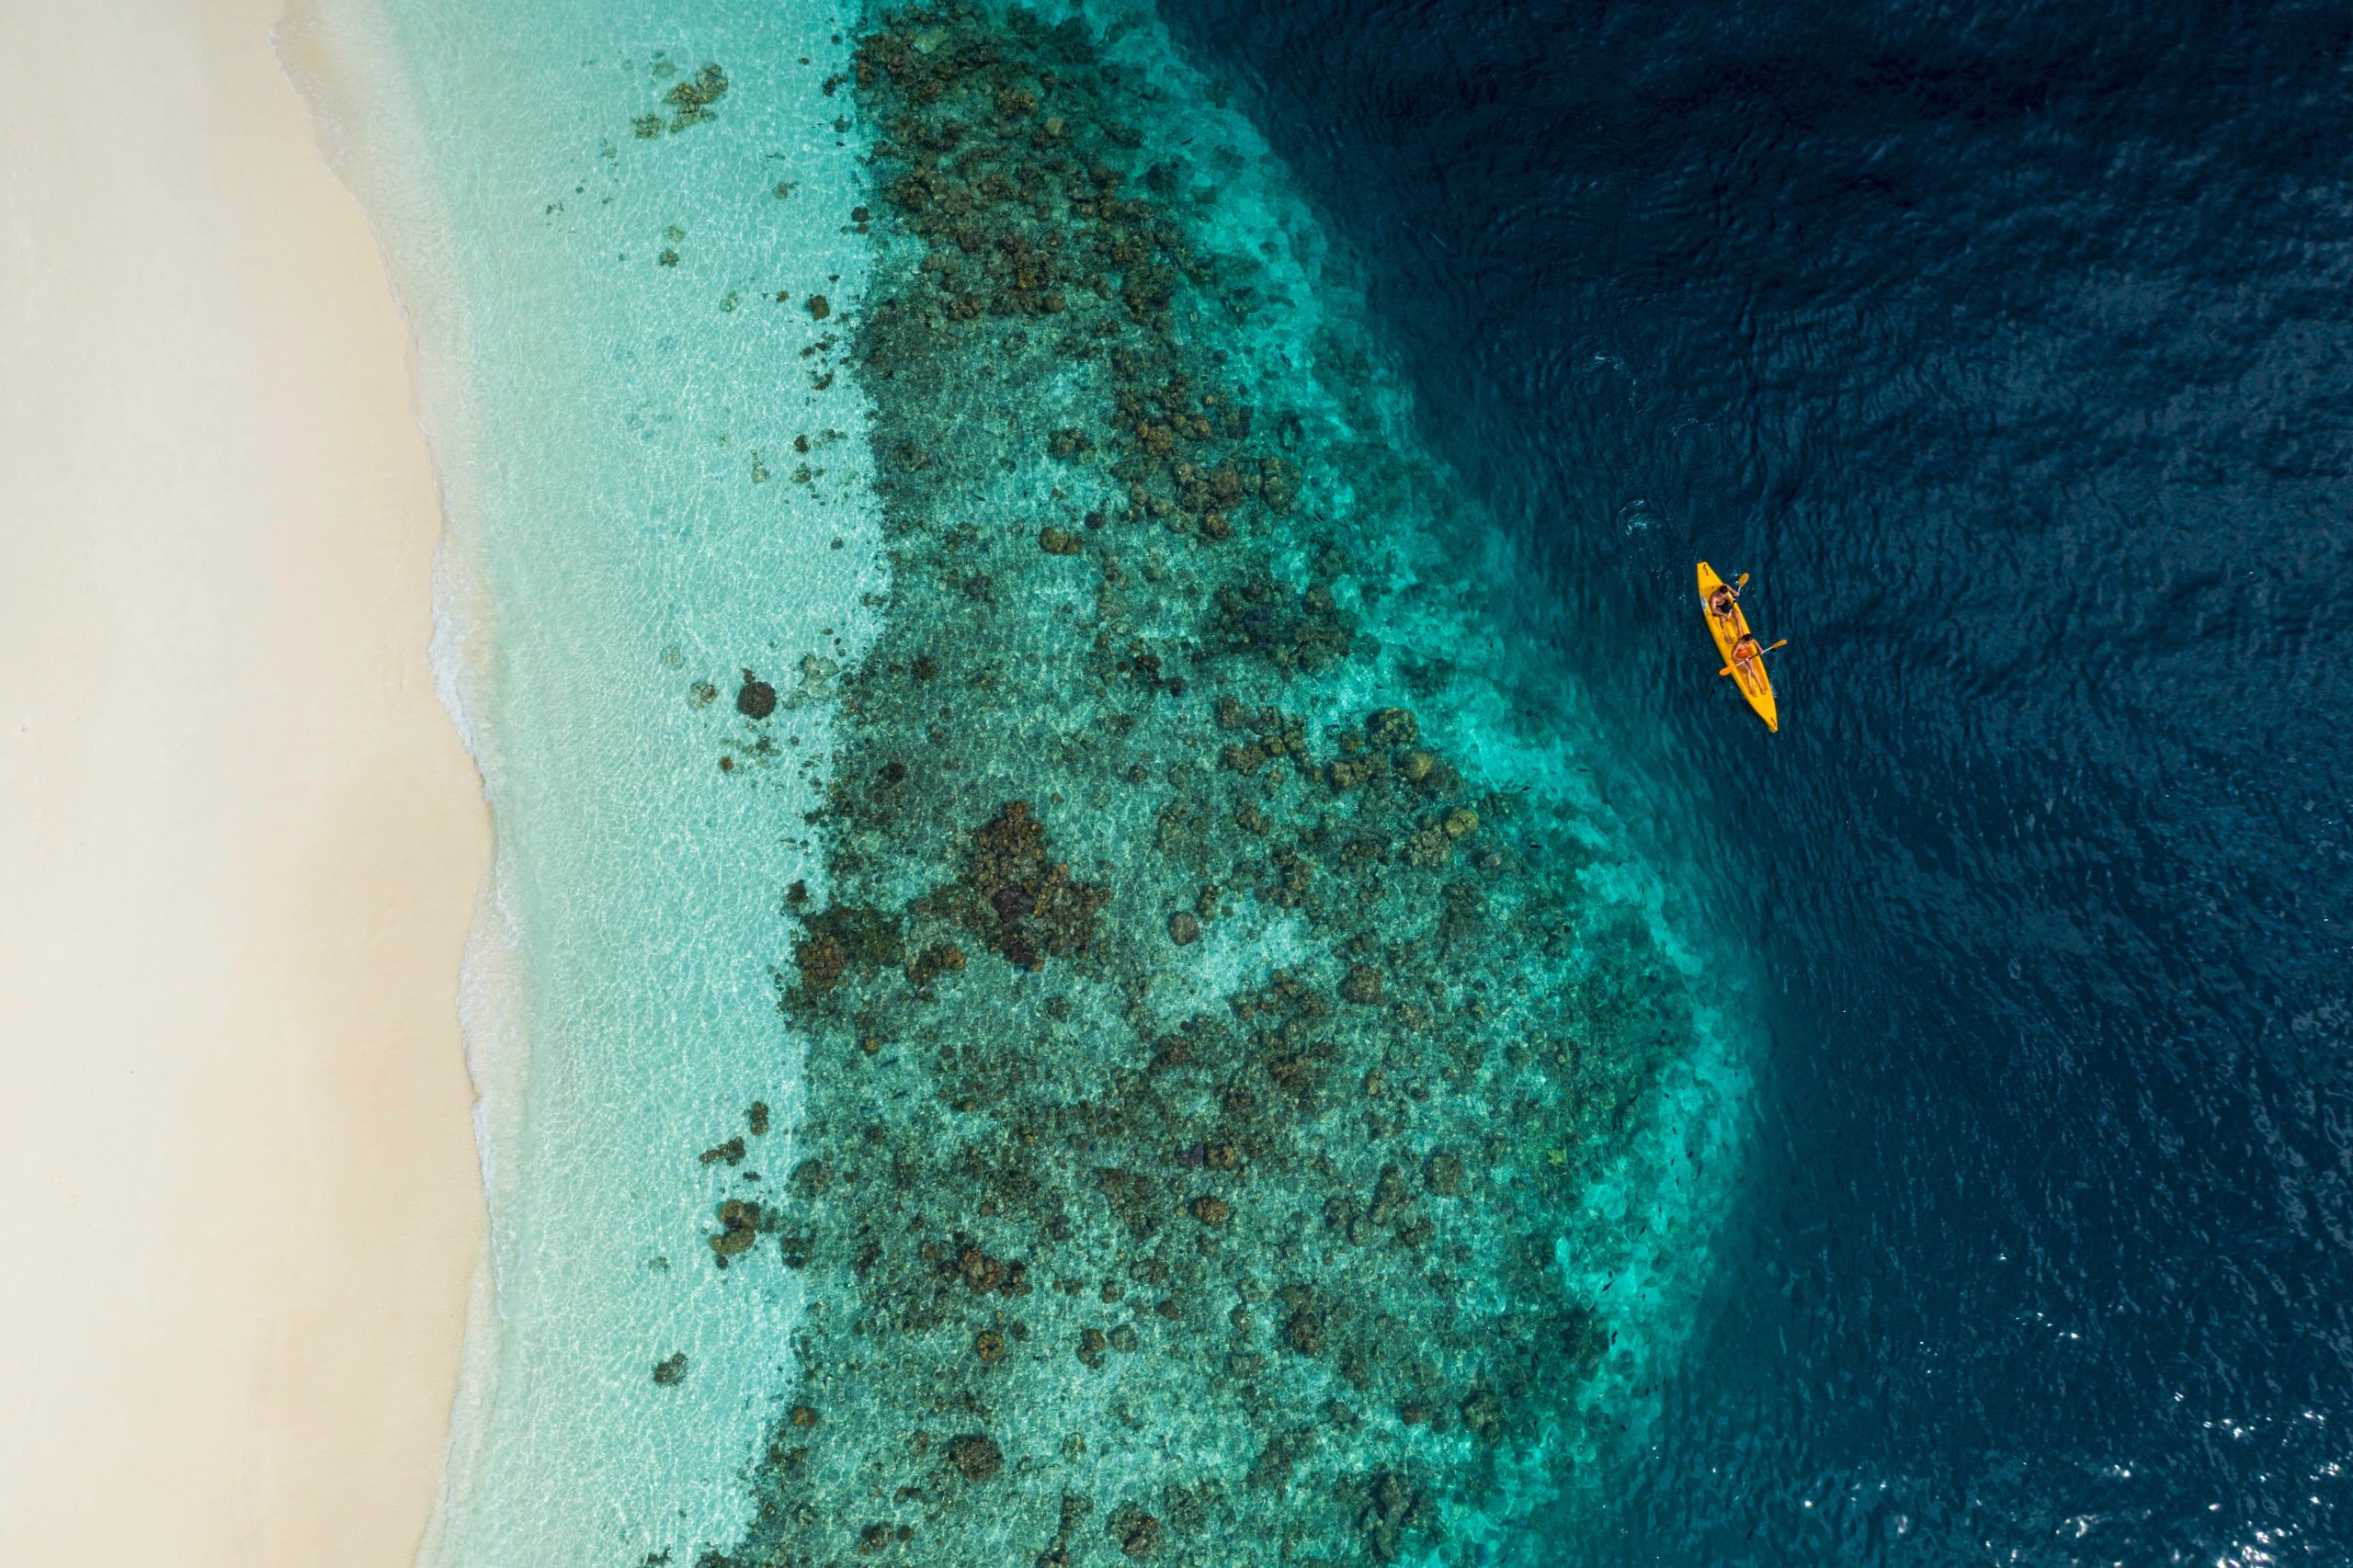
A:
[
  {"xmin": 295, "ymin": 2, "xmax": 1755, "ymax": 1562},
  {"xmin": 299, "ymin": 1, "xmax": 881, "ymax": 1559}
]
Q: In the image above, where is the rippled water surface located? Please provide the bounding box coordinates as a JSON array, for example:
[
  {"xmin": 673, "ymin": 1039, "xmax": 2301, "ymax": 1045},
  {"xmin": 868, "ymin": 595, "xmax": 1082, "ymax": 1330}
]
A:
[{"xmin": 1155, "ymin": 0, "xmax": 2353, "ymax": 1559}]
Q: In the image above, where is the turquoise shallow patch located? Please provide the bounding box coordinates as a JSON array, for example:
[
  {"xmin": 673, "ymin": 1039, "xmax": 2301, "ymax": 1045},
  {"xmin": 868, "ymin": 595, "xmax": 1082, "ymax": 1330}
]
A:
[{"xmin": 301, "ymin": 0, "xmax": 881, "ymax": 1561}]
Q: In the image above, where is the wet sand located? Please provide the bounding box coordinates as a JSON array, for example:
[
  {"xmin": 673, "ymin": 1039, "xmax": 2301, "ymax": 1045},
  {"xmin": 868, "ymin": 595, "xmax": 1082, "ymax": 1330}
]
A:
[{"xmin": 0, "ymin": 2, "xmax": 486, "ymax": 1563}]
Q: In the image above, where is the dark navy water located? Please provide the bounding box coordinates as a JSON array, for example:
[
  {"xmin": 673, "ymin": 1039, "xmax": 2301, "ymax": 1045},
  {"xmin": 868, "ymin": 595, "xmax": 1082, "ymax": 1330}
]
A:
[{"xmin": 1155, "ymin": 0, "xmax": 2353, "ymax": 1560}]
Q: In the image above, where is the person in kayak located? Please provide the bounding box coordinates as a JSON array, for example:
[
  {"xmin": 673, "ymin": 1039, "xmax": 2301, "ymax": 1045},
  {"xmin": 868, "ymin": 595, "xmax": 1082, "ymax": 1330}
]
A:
[
  {"xmin": 1731, "ymin": 631, "xmax": 1766, "ymax": 685},
  {"xmin": 1708, "ymin": 579, "xmax": 1741, "ymax": 622}
]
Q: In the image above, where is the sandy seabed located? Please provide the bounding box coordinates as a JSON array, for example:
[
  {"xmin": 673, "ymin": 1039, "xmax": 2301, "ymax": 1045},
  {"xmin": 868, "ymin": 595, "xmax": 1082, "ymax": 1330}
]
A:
[{"xmin": 0, "ymin": 2, "xmax": 486, "ymax": 1564}]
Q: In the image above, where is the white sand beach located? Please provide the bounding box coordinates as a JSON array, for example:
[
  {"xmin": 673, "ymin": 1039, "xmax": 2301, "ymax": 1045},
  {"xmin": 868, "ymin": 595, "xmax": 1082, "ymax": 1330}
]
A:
[{"xmin": 0, "ymin": 1, "xmax": 486, "ymax": 1563}]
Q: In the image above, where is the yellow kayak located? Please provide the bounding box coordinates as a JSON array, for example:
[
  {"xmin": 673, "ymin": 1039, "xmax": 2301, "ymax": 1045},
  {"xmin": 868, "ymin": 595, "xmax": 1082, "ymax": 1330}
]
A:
[{"xmin": 1697, "ymin": 562, "xmax": 1778, "ymax": 732}]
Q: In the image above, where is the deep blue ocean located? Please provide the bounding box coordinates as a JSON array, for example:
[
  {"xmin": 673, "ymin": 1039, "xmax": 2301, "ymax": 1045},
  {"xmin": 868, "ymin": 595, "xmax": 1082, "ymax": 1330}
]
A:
[{"xmin": 1154, "ymin": 0, "xmax": 2353, "ymax": 1560}]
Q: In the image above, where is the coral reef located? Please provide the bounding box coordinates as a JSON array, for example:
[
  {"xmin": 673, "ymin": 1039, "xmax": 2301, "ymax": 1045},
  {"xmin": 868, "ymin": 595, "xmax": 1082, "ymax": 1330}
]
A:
[{"xmin": 690, "ymin": 6, "xmax": 1718, "ymax": 1563}]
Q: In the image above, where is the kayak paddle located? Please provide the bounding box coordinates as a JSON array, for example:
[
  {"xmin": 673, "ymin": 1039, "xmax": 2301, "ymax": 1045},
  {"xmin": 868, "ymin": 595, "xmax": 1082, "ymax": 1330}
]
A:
[{"xmin": 1718, "ymin": 638, "xmax": 1788, "ymax": 676}]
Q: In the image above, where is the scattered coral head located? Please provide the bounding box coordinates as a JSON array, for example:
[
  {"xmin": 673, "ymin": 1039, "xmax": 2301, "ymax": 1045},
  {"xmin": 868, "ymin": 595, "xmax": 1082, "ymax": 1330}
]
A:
[{"xmin": 793, "ymin": 903, "xmax": 905, "ymax": 994}]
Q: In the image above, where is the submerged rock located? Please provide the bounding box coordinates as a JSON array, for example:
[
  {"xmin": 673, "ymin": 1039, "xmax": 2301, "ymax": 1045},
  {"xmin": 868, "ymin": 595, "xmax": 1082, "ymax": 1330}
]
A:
[
  {"xmin": 792, "ymin": 903, "xmax": 904, "ymax": 994},
  {"xmin": 735, "ymin": 672, "xmax": 777, "ymax": 718},
  {"xmin": 1107, "ymin": 1502, "xmax": 1162, "ymax": 1560},
  {"xmin": 662, "ymin": 62, "xmax": 729, "ymax": 132},
  {"xmin": 946, "ymin": 1433, "xmax": 1003, "ymax": 1482}
]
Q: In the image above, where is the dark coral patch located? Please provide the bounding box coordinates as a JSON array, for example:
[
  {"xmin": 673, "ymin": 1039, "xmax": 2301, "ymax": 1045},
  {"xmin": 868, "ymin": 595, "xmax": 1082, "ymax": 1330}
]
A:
[
  {"xmin": 792, "ymin": 903, "xmax": 904, "ymax": 994},
  {"xmin": 946, "ymin": 1433, "xmax": 1002, "ymax": 1482},
  {"xmin": 736, "ymin": 672, "xmax": 778, "ymax": 718},
  {"xmin": 951, "ymin": 801, "xmax": 1109, "ymax": 970}
]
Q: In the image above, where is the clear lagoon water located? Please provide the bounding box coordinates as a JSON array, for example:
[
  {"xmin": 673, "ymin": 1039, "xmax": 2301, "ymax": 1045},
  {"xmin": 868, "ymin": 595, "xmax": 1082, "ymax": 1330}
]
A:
[{"xmin": 296, "ymin": 0, "xmax": 2352, "ymax": 1563}]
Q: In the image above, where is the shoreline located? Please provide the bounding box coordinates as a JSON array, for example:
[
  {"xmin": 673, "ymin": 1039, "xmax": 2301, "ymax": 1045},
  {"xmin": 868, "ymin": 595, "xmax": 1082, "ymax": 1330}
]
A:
[
  {"xmin": 0, "ymin": 2, "xmax": 487, "ymax": 1564},
  {"xmin": 277, "ymin": 1, "xmax": 889, "ymax": 1561}
]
